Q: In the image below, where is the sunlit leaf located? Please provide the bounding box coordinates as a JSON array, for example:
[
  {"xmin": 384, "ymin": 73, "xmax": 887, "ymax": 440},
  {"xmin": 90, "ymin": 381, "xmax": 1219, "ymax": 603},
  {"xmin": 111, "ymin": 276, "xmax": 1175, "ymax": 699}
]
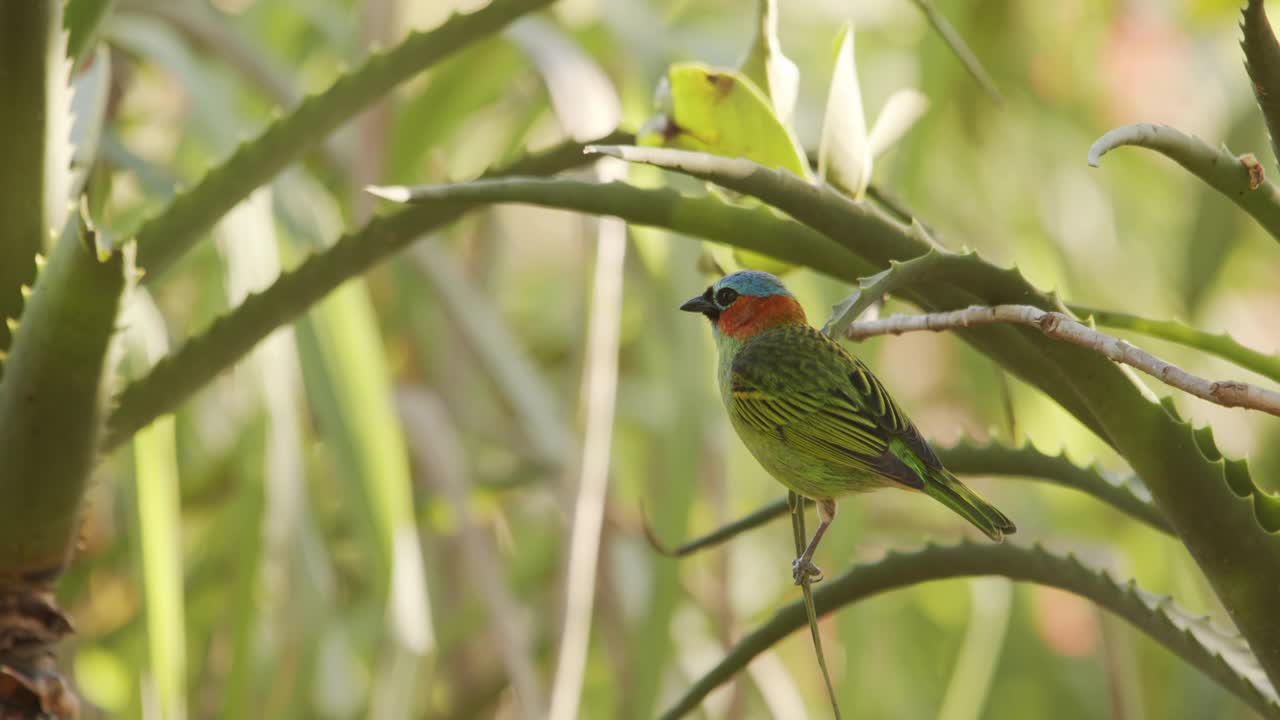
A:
[{"xmin": 818, "ymin": 23, "xmax": 872, "ymax": 199}]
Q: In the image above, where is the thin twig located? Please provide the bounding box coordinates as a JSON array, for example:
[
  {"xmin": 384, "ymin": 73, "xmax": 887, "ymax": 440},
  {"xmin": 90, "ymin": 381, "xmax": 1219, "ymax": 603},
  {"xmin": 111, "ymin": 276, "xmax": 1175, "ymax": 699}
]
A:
[
  {"xmin": 908, "ymin": 0, "xmax": 1003, "ymax": 105},
  {"xmin": 547, "ymin": 159, "xmax": 628, "ymax": 720},
  {"xmin": 845, "ymin": 305, "xmax": 1280, "ymax": 417}
]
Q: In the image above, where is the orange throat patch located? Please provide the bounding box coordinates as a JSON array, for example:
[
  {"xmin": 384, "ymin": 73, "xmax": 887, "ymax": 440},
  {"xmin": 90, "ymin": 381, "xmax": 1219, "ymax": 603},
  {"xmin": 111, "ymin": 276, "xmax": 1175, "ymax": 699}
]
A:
[{"xmin": 716, "ymin": 295, "xmax": 807, "ymax": 339}]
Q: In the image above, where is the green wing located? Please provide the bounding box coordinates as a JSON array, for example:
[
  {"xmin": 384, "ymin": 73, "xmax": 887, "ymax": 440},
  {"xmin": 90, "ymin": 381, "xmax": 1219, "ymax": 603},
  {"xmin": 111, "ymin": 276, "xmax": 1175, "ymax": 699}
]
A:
[{"xmin": 728, "ymin": 325, "xmax": 935, "ymax": 489}]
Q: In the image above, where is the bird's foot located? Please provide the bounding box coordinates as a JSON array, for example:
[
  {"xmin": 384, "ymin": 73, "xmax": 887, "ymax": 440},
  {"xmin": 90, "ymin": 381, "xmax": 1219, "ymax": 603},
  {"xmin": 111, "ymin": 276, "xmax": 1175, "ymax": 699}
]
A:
[{"xmin": 792, "ymin": 557, "xmax": 823, "ymax": 586}]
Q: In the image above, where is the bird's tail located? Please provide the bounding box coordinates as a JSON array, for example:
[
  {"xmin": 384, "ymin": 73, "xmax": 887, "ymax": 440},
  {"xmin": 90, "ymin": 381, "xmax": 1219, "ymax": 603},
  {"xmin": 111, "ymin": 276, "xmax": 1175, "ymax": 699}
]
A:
[{"xmin": 921, "ymin": 467, "xmax": 1016, "ymax": 542}]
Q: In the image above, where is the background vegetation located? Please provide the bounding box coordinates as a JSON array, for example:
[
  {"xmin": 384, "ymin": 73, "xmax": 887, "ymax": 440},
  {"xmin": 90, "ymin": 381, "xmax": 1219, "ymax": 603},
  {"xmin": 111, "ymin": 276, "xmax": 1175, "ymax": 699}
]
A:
[{"xmin": 3, "ymin": 0, "xmax": 1280, "ymax": 718}]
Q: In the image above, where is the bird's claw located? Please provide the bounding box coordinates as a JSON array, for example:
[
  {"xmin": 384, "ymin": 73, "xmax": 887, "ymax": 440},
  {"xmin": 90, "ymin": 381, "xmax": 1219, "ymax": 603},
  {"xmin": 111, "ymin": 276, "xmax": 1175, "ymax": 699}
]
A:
[{"xmin": 792, "ymin": 557, "xmax": 823, "ymax": 586}]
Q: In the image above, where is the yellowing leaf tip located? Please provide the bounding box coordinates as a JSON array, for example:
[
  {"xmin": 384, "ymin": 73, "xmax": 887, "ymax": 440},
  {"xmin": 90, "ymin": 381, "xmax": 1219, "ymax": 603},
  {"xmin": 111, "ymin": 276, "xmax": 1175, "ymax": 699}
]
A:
[{"xmin": 365, "ymin": 185, "xmax": 412, "ymax": 203}]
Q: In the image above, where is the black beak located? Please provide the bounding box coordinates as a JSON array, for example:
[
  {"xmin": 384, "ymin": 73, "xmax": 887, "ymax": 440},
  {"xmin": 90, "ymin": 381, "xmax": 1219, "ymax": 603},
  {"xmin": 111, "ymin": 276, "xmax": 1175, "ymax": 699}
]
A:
[{"xmin": 680, "ymin": 294, "xmax": 717, "ymax": 317}]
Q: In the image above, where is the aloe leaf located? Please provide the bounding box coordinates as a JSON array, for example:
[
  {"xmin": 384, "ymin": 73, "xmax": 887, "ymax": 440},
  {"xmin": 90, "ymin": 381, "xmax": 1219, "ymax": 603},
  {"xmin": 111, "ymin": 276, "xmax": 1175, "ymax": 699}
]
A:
[
  {"xmin": 409, "ymin": 246, "xmax": 572, "ymax": 468},
  {"xmin": 638, "ymin": 63, "xmax": 808, "ymax": 179},
  {"xmin": 1071, "ymin": 305, "xmax": 1280, "ymax": 385},
  {"xmin": 908, "ymin": 0, "xmax": 1002, "ymax": 104},
  {"xmin": 821, "ymin": 237, "xmax": 939, "ymax": 338},
  {"xmin": 936, "ymin": 578, "xmax": 1012, "ymax": 720},
  {"xmin": 131, "ymin": 0, "xmax": 554, "ymax": 277},
  {"xmin": 0, "ymin": 217, "xmax": 128, "ymax": 579},
  {"xmin": 123, "ymin": 292, "xmax": 188, "ymax": 720},
  {"xmin": 400, "ymin": 146, "xmax": 1280, "ymax": 689},
  {"xmin": 1242, "ymin": 0, "xmax": 1280, "ymax": 167},
  {"xmin": 738, "ymin": 0, "xmax": 799, "ymax": 125},
  {"xmin": 0, "ymin": 1, "xmax": 74, "ymax": 356},
  {"xmin": 65, "ymin": 0, "xmax": 115, "ymax": 62},
  {"xmin": 818, "ymin": 23, "xmax": 872, "ymax": 199},
  {"xmin": 1182, "ymin": 107, "xmax": 1264, "ymax": 309},
  {"xmin": 648, "ymin": 437, "xmax": 1170, "ymax": 559},
  {"xmin": 506, "ymin": 17, "xmax": 620, "ymax": 141},
  {"xmin": 307, "ymin": 281, "xmax": 434, "ymax": 656},
  {"xmin": 366, "ymin": 177, "xmax": 870, "ymax": 278},
  {"xmin": 581, "ymin": 146, "xmax": 1280, "ymax": 685},
  {"xmin": 637, "ymin": 62, "xmax": 809, "ymax": 274},
  {"xmin": 866, "ymin": 88, "xmax": 929, "ymax": 160},
  {"xmin": 935, "ymin": 440, "xmax": 1168, "ymax": 533},
  {"xmin": 659, "ymin": 542, "xmax": 1279, "ymax": 719},
  {"xmin": 1089, "ymin": 123, "xmax": 1280, "ymax": 245},
  {"xmin": 103, "ymin": 134, "xmax": 613, "ymax": 451}
]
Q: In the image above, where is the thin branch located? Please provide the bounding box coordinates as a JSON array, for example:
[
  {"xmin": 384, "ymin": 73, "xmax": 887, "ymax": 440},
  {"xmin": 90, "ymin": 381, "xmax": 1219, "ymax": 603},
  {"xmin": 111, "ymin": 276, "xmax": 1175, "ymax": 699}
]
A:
[
  {"xmin": 845, "ymin": 305, "xmax": 1280, "ymax": 417},
  {"xmin": 1071, "ymin": 304, "xmax": 1280, "ymax": 384},
  {"xmin": 908, "ymin": 0, "xmax": 1002, "ymax": 104},
  {"xmin": 547, "ymin": 162, "xmax": 628, "ymax": 720}
]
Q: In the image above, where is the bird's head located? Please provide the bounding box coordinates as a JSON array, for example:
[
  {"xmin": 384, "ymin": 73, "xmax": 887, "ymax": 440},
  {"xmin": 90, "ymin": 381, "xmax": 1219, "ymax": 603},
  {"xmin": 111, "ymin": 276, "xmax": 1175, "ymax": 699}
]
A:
[{"xmin": 680, "ymin": 270, "xmax": 807, "ymax": 339}]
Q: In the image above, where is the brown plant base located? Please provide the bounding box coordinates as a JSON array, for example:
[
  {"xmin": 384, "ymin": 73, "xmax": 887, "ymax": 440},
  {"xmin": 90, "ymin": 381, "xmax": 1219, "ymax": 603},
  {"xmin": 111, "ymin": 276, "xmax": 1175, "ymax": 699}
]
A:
[{"xmin": 0, "ymin": 589, "xmax": 76, "ymax": 719}]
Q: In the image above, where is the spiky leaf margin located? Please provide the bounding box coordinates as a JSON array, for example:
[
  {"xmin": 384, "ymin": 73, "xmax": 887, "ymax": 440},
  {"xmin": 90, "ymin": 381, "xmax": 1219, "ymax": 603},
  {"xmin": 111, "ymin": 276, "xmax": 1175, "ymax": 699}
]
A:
[
  {"xmin": 1242, "ymin": 0, "xmax": 1280, "ymax": 168},
  {"xmin": 0, "ymin": 218, "xmax": 129, "ymax": 579},
  {"xmin": 658, "ymin": 542, "xmax": 1279, "ymax": 719},
  {"xmin": 131, "ymin": 0, "xmax": 554, "ymax": 277}
]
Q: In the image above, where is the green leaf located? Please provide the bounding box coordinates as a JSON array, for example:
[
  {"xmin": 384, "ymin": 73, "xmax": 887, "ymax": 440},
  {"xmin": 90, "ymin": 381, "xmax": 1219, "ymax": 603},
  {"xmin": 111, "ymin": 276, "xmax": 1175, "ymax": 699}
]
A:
[
  {"xmin": 69, "ymin": 44, "xmax": 110, "ymax": 200},
  {"xmin": 639, "ymin": 63, "xmax": 807, "ymax": 178},
  {"xmin": 738, "ymin": 0, "xmax": 799, "ymax": 124},
  {"xmin": 646, "ymin": 436, "xmax": 1170, "ymax": 559},
  {"xmin": 908, "ymin": 0, "xmax": 1002, "ymax": 104},
  {"xmin": 659, "ymin": 542, "xmax": 1280, "ymax": 719},
  {"xmin": 506, "ymin": 16, "xmax": 620, "ymax": 141},
  {"xmin": 409, "ymin": 246, "xmax": 572, "ymax": 468},
  {"xmin": 1181, "ymin": 106, "xmax": 1264, "ymax": 309},
  {"xmin": 307, "ymin": 281, "xmax": 434, "ymax": 655},
  {"xmin": 0, "ymin": 217, "xmax": 128, "ymax": 579},
  {"xmin": 866, "ymin": 88, "xmax": 929, "ymax": 160},
  {"xmin": 936, "ymin": 440, "xmax": 1169, "ymax": 533},
  {"xmin": 1071, "ymin": 305, "xmax": 1280, "ymax": 384},
  {"xmin": 1242, "ymin": 0, "xmax": 1280, "ymax": 167},
  {"xmin": 465, "ymin": 145, "xmax": 1280, "ymax": 690},
  {"xmin": 124, "ymin": 293, "xmax": 188, "ymax": 720},
  {"xmin": 637, "ymin": 62, "xmax": 809, "ymax": 274},
  {"xmin": 821, "ymin": 235, "xmax": 940, "ymax": 338},
  {"xmin": 818, "ymin": 23, "xmax": 872, "ymax": 199},
  {"xmin": 105, "ymin": 134, "xmax": 616, "ymax": 451},
  {"xmin": 0, "ymin": 1, "xmax": 73, "ymax": 356},
  {"xmin": 65, "ymin": 0, "xmax": 115, "ymax": 62},
  {"xmin": 1089, "ymin": 123, "xmax": 1280, "ymax": 246},
  {"xmin": 131, "ymin": 0, "xmax": 555, "ymax": 278}
]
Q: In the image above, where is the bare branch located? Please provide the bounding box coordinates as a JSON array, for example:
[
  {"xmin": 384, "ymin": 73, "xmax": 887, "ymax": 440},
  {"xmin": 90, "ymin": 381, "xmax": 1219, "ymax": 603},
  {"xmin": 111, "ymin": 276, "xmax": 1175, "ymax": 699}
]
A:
[{"xmin": 845, "ymin": 305, "xmax": 1280, "ymax": 417}]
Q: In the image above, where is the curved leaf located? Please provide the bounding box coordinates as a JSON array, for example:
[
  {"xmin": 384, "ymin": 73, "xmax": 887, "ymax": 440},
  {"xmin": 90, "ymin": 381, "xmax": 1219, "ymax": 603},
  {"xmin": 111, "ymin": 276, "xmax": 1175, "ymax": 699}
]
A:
[
  {"xmin": 104, "ymin": 135, "xmax": 622, "ymax": 451},
  {"xmin": 818, "ymin": 23, "xmax": 872, "ymax": 199},
  {"xmin": 649, "ymin": 437, "xmax": 1170, "ymax": 560},
  {"xmin": 123, "ymin": 293, "xmax": 187, "ymax": 720},
  {"xmin": 0, "ymin": 2, "xmax": 73, "ymax": 356},
  {"xmin": 131, "ymin": 0, "xmax": 554, "ymax": 277},
  {"xmin": 1072, "ymin": 305, "xmax": 1280, "ymax": 384},
  {"xmin": 738, "ymin": 0, "xmax": 799, "ymax": 124},
  {"xmin": 0, "ymin": 218, "xmax": 128, "ymax": 578},
  {"xmin": 485, "ymin": 145, "xmax": 1280, "ymax": 689},
  {"xmin": 909, "ymin": 0, "xmax": 1001, "ymax": 104},
  {"xmin": 1242, "ymin": 0, "xmax": 1280, "ymax": 167},
  {"xmin": 1088, "ymin": 123, "xmax": 1280, "ymax": 245},
  {"xmin": 637, "ymin": 61, "xmax": 809, "ymax": 275},
  {"xmin": 65, "ymin": 0, "xmax": 114, "ymax": 62},
  {"xmin": 660, "ymin": 542, "xmax": 1279, "ymax": 720}
]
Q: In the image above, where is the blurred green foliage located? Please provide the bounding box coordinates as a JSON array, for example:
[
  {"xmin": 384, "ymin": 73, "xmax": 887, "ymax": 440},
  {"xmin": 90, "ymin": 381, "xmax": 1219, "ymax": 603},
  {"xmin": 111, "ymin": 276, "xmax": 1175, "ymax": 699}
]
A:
[{"xmin": 7, "ymin": 0, "xmax": 1280, "ymax": 718}]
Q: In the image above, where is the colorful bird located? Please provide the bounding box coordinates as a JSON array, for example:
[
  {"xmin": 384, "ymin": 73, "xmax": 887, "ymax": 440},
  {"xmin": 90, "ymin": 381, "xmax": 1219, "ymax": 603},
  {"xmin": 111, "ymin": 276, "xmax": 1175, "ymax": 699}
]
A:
[{"xmin": 680, "ymin": 270, "xmax": 1015, "ymax": 584}]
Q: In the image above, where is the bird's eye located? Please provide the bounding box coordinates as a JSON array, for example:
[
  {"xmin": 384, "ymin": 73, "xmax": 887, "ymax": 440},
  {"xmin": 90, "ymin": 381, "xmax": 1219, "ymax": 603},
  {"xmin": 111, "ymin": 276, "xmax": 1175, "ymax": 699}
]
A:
[{"xmin": 715, "ymin": 287, "xmax": 738, "ymax": 306}]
